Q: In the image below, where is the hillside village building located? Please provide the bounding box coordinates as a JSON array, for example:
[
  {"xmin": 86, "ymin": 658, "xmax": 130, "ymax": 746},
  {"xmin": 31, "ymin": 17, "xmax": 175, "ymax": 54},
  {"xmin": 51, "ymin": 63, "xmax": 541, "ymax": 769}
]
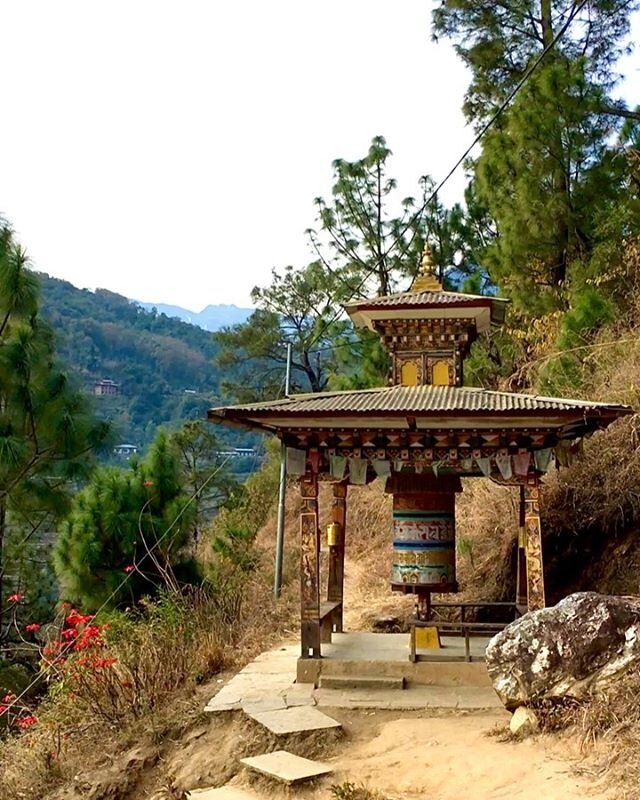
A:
[
  {"xmin": 209, "ymin": 247, "xmax": 630, "ymax": 663},
  {"xmin": 93, "ymin": 379, "xmax": 119, "ymax": 396}
]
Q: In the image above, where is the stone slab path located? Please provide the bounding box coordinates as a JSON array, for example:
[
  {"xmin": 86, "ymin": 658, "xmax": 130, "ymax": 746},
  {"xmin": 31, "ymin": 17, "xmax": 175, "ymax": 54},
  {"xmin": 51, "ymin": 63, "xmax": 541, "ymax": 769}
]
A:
[
  {"xmin": 188, "ymin": 787, "xmax": 260, "ymax": 799},
  {"xmin": 245, "ymin": 706, "xmax": 342, "ymax": 735},
  {"xmin": 240, "ymin": 750, "xmax": 333, "ymax": 784},
  {"xmin": 204, "ymin": 645, "xmax": 303, "ymax": 713},
  {"xmin": 205, "ymin": 641, "xmax": 500, "ymax": 716}
]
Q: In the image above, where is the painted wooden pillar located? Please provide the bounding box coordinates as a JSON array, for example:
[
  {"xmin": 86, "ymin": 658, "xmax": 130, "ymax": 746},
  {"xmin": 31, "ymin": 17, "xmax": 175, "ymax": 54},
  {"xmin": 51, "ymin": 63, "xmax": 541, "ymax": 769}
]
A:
[
  {"xmin": 515, "ymin": 483, "xmax": 528, "ymax": 609},
  {"xmin": 327, "ymin": 480, "xmax": 347, "ymax": 633},
  {"xmin": 300, "ymin": 473, "xmax": 321, "ymax": 658},
  {"xmin": 524, "ymin": 477, "xmax": 546, "ymax": 611}
]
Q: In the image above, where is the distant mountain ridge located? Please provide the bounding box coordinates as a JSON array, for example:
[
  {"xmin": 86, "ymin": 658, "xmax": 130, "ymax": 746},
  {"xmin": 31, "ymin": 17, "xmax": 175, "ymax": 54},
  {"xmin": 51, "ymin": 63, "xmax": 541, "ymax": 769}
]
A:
[{"xmin": 136, "ymin": 301, "xmax": 252, "ymax": 331}]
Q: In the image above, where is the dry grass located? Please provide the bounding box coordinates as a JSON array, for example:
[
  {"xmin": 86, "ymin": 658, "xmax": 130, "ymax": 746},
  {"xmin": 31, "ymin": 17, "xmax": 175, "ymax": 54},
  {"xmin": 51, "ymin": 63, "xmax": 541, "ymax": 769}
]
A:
[
  {"xmin": 455, "ymin": 479, "xmax": 519, "ymax": 603},
  {"xmin": 539, "ymin": 415, "xmax": 640, "ymax": 601},
  {"xmin": 529, "ymin": 669, "xmax": 640, "ymax": 799},
  {"xmin": 331, "ymin": 782, "xmax": 391, "ymax": 800},
  {"xmin": 0, "ymin": 565, "xmax": 297, "ymax": 800}
]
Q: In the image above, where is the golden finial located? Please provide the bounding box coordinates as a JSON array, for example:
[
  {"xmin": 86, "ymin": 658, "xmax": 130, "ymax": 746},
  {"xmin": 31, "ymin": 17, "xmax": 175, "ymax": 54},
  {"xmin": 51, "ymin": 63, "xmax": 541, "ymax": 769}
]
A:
[{"xmin": 411, "ymin": 242, "xmax": 442, "ymax": 292}]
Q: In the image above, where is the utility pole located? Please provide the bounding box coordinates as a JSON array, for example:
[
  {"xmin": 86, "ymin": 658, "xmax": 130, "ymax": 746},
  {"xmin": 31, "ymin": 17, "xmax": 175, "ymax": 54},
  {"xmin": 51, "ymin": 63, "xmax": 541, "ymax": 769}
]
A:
[{"xmin": 274, "ymin": 342, "xmax": 292, "ymax": 599}]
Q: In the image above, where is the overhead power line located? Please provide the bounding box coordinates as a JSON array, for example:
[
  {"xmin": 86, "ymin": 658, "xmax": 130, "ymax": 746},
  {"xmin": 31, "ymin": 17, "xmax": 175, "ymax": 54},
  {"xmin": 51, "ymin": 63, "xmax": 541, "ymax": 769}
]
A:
[
  {"xmin": 305, "ymin": 0, "xmax": 590, "ymax": 351},
  {"xmin": 388, "ymin": 0, "xmax": 590, "ymax": 259}
]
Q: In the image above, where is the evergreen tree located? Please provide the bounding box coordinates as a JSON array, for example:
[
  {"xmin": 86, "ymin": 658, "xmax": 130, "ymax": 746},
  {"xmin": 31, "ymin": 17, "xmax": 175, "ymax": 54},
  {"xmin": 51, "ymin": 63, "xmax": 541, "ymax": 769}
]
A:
[
  {"xmin": 215, "ymin": 137, "xmax": 481, "ymax": 397},
  {"xmin": 0, "ymin": 223, "xmax": 109, "ymax": 637},
  {"xmin": 214, "ymin": 261, "xmax": 347, "ymax": 400},
  {"xmin": 433, "ymin": 1, "xmax": 640, "ymax": 314},
  {"xmin": 475, "ymin": 60, "xmax": 628, "ymax": 311},
  {"xmin": 307, "ymin": 135, "xmax": 443, "ymax": 297},
  {"xmin": 170, "ymin": 421, "xmax": 236, "ymax": 541},
  {"xmin": 54, "ymin": 429, "xmax": 198, "ymax": 611},
  {"xmin": 432, "ymin": 1, "xmax": 639, "ymax": 126}
]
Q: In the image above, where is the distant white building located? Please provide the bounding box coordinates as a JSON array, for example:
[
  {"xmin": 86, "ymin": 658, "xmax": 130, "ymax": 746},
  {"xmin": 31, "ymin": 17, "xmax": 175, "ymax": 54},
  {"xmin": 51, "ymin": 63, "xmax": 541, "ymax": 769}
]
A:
[
  {"xmin": 215, "ymin": 448, "xmax": 258, "ymax": 459},
  {"xmin": 114, "ymin": 443, "xmax": 138, "ymax": 457},
  {"xmin": 94, "ymin": 379, "xmax": 119, "ymax": 396}
]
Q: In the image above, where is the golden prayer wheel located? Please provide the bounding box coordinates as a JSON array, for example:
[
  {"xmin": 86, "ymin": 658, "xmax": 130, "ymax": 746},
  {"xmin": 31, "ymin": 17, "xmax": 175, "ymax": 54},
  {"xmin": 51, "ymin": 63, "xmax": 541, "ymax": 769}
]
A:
[{"xmin": 327, "ymin": 521, "xmax": 342, "ymax": 547}]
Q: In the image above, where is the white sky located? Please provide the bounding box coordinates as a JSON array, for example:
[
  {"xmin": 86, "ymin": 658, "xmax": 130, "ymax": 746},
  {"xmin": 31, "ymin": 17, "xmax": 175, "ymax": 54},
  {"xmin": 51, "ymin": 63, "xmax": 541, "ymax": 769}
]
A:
[{"xmin": 1, "ymin": 2, "xmax": 638, "ymax": 311}]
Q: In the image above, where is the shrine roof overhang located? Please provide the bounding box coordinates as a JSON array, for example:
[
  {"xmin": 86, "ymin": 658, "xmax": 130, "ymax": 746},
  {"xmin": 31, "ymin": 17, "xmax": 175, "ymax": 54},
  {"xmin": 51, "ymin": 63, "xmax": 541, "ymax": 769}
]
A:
[
  {"xmin": 344, "ymin": 291, "xmax": 510, "ymax": 333},
  {"xmin": 208, "ymin": 384, "xmax": 632, "ymax": 439}
]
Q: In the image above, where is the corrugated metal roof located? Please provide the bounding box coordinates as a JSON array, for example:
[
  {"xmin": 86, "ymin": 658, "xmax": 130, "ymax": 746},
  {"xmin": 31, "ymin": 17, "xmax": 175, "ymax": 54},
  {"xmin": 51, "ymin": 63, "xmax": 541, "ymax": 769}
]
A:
[
  {"xmin": 210, "ymin": 384, "xmax": 631, "ymax": 417},
  {"xmin": 344, "ymin": 290, "xmax": 510, "ymax": 310}
]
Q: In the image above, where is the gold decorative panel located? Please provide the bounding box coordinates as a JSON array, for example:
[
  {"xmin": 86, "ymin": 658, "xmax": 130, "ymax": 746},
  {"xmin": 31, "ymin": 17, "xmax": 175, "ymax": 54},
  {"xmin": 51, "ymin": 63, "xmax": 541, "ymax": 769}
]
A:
[
  {"xmin": 432, "ymin": 360, "xmax": 450, "ymax": 386},
  {"xmin": 401, "ymin": 360, "xmax": 420, "ymax": 386}
]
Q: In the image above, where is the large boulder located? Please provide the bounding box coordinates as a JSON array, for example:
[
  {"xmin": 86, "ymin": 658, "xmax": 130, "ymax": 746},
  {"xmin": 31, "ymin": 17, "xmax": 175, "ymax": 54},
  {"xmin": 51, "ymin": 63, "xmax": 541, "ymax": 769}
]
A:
[{"xmin": 486, "ymin": 592, "xmax": 640, "ymax": 709}]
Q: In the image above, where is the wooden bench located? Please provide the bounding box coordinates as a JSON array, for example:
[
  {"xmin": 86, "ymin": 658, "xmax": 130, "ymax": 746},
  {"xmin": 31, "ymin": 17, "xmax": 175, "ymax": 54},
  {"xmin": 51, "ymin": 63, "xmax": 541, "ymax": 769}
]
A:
[{"xmin": 319, "ymin": 601, "xmax": 342, "ymax": 644}]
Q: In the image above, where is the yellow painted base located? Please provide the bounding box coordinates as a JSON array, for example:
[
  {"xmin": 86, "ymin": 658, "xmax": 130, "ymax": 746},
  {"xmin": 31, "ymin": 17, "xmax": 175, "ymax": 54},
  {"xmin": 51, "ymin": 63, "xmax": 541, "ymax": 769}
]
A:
[{"xmin": 414, "ymin": 626, "xmax": 442, "ymax": 650}]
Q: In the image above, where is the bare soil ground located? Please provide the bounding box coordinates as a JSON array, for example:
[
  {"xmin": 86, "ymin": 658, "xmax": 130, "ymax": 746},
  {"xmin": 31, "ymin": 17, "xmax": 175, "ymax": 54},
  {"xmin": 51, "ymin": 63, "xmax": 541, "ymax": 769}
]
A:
[
  {"xmin": 321, "ymin": 710, "xmax": 605, "ymax": 800},
  {"xmin": 161, "ymin": 707, "xmax": 609, "ymax": 800}
]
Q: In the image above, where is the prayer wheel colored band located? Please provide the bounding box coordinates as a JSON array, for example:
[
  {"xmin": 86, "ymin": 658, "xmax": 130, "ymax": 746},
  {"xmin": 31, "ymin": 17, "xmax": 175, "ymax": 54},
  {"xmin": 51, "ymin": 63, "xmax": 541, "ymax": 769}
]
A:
[{"xmin": 391, "ymin": 492, "xmax": 456, "ymax": 589}]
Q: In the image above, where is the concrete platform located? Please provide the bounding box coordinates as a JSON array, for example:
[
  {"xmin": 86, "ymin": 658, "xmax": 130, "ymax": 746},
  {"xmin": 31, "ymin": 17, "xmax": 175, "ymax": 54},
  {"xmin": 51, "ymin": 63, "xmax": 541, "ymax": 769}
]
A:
[
  {"xmin": 323, "ymin": 631, "xmax": 490, "ymax": 661},
  {"xmin": 205, "ymin": 634, "xmax": 499, "ymax": 717},
  {"xmin": 297, "ymin": 632, "xmax": 493, "ymax": 688},
  {"xmin": 314, "ymin": 684, "xmax": 502, "ymax": 710},
  {"xmin": 318, "ymin": 674, "xmax": 405, "ymax": 690}
]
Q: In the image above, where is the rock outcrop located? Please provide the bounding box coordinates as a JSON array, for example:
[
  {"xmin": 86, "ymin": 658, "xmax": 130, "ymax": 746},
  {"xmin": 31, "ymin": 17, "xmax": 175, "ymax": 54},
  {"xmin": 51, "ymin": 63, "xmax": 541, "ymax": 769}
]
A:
[
  {"xmin": 486, "ymin": 592, "xmax": 640, "ymax": 709},
  {"xmin": 509, "ymin": 706, "xmax": 540, "ymax": 736}
]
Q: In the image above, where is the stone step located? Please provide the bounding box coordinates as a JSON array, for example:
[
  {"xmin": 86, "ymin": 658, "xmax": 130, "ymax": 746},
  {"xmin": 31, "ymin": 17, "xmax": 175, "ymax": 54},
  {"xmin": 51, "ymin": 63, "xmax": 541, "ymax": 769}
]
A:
[
  {"xmin": 318, "ymin": 674, "xmax": 405, "ymax": 691},
  {"xmin": 314, "ymin": 684, "xmax": 504, "ymax": 711},
  {"xmin": 188, "ymin": 787, "xmax": 262, "ymax": 799},
  {"xmin": 244, "ymin": 705, "xmax": 341, "ymax": 735},
  {"xmin": 240, "ymin": 750, "xmax": 333, "ymax": 785}
]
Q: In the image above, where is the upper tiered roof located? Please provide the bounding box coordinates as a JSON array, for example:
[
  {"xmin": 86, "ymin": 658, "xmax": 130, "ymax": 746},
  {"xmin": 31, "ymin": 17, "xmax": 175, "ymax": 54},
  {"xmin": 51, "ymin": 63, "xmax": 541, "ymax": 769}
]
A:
[{"xmin": 345, "ymin": 248, "xmax": 509, "ymax": 333}]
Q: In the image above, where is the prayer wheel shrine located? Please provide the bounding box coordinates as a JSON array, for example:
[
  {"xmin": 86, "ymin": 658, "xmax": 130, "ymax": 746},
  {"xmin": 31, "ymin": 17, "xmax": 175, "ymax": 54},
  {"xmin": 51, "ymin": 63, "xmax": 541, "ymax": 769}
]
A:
[{"xmin": 209, "ymin": 247, "xmax": 631, "ymax": 662}]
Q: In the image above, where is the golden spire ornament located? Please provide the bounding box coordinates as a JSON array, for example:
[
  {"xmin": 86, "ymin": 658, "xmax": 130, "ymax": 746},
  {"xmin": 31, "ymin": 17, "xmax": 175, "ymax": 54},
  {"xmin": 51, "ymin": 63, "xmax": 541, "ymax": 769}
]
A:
[{"xmin": 411, "ymin": 243, "xmax": 442, "ymax": 292}]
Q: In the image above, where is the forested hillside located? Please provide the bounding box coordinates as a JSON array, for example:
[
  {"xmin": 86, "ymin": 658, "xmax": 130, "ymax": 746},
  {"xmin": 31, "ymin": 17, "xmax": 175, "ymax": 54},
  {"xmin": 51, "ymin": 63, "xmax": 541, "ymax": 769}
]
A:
[{"xmin": 36, "ymin": 273, "xmax": 256, "ymax": 452}]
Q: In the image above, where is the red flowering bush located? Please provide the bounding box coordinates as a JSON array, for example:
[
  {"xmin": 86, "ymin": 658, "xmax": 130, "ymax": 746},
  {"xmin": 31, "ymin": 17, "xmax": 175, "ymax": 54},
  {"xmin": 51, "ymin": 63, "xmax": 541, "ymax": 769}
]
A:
[
  {"xmin": 16, "ymin": 716, "xmax": 38, "ymax": 729},
  {"xmin": 65, "ymin": 609, "xmax": 93, "ymax": 627},
  {"xmin": 0, "ymin": 587, "xmax": 244, "ymax": 800},
  {"xmin": 0, "ymin": 690, "xmax": 38, "ymax": 734},
  {"xmin": 1, "ymin": 603, "xmax": 119, "ymax": 732}
]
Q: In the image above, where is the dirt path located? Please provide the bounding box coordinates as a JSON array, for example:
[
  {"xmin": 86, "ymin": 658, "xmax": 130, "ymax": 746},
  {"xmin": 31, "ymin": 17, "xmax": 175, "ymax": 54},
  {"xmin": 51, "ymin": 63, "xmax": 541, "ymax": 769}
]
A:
[
  {"xmin": 189, "ymin": 709, "xmax": 606, "ymax": 800},
  {"xmin": 315, "ymin": 710, "xmax": 602, "ymax": 800}
]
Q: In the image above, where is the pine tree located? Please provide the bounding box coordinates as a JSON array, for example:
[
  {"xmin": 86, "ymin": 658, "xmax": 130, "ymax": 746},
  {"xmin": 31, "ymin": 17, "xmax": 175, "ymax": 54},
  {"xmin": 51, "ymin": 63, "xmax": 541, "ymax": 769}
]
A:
[
  {"xmin": 214, "ymin": 261, "xmax": 347, "ymax": 400},
  {"xmin": 170, "ymin": 421, "xmax": 236, "ymax": 542},
  {"xmin": 432, "ymin": 1, "xmax": 639, "ymax": 126},
  {"xmin": 307, "ymin": 135, "xmax": 440, "ymax": 297},
  {"xmin": 0, "ymin": 223, "xmax": 109, "ymax": 636},
  {"xmin": 54, "ymin": 430, "xmax": 198, "ymax": 611},
  {"xmin": 432, "ymin": 1, "xmax": 640, "ymax": 314},
  {"xmin": 476, "ymin": 60, "xmax": 627, "ymax": 311}
]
